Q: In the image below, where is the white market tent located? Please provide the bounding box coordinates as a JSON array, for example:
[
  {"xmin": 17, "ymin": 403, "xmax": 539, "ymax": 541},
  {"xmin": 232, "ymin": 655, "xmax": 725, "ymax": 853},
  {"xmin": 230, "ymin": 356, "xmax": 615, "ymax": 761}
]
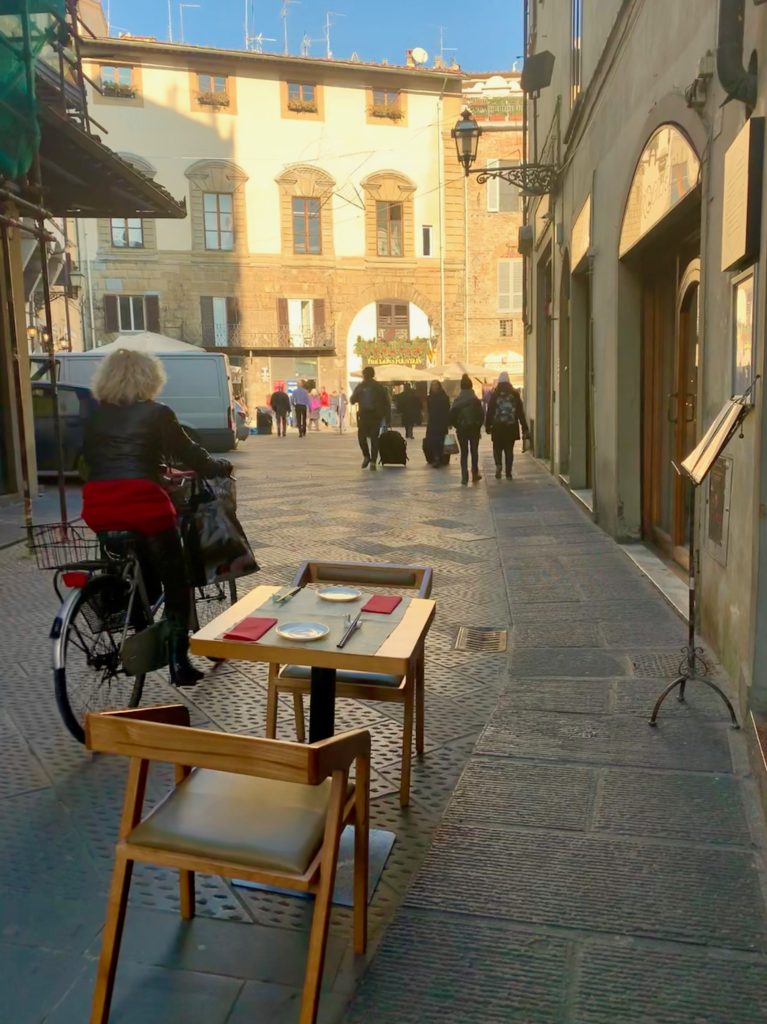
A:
[{"xmin": 95, "ymin": 331, "xmax": 201, "ymax": 353}]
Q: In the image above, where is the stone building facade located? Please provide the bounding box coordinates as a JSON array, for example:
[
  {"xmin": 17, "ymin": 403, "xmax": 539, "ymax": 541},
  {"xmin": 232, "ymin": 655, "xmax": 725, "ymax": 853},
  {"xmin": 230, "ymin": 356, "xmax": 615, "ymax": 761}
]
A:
[
  {"xmin": 523, "ymin": 0, "xmax": 767, "ymax": 738},
  {"xmin": 78, "ymin": 38, "xmax": 475, "ymax": 404}
]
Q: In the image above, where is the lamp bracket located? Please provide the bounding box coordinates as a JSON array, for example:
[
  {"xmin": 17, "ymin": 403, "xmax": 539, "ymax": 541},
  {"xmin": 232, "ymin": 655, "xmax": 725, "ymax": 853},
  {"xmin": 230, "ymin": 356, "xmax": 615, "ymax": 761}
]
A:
[{"xmin": 471, "ymin": 162, "xmax": 559, "ymax": 196}]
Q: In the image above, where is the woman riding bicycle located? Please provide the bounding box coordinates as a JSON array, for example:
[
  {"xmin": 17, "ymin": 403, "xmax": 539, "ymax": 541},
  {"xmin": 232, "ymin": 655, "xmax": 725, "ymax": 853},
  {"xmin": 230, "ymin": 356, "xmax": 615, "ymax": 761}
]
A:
[{"xmin": 81, "ymin": 348, "xmax": 232, "ymax": 686}]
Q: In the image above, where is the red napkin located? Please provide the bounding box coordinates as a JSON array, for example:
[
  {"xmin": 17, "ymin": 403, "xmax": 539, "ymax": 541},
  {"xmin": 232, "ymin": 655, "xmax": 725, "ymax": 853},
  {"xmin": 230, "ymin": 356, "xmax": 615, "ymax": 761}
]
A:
[
  {"xmin": 362, "ymin": 595, "xmax": 402, "ymax": 615},
  {"xmin": 223, "ymin": 616, "xmax": 277, "ymax": 642}
]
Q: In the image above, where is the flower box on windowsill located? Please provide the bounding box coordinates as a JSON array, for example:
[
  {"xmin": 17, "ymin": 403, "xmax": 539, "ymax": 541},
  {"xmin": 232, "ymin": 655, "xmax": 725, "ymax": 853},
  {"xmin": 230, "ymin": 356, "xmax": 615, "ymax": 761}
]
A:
[
  {"xmin": 102, "ymin": 82, "xmax": 136, "ymax": 98},
  {"xmin": 197, "ymin": 91, "xmax": 230, "ymax": 108},
  {"xmin": 287, "ymin": 99, "xmax": 318, "ymax": 113},
  {"xmin": 369, "ymin": 105, "xmax": 403, "ymax": 121}
]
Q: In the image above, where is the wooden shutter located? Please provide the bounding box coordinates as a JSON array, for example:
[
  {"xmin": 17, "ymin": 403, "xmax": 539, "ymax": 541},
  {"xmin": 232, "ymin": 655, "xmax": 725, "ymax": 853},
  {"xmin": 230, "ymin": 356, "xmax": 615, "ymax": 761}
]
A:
[
  {"xmin": 103, "ymin": 294, "xmax": 119, "ymax": 332},
  {"xmin": 145, "ymin": 294, "xmax": 161, "ymax": 333},
  {"xmin": 200, "ymin": 296, "xmax": 214, "ymax": 345},
  {"xmin": 499, "ymin": 162, "xmax": 520, "ymax": 213},
  {"xmin": 498, "ymin": 260, "xmax": 512, "ymax": 312},
  {"xmin": 511, "ymin": 259, "xmax": 524, "ymax": 313},
  {"xmin": 313, "ymin": 298, "xmax": 326, "ymax": 342},
  {"xmin": 486, "ymin": 159, "xmax": 500, "ymax": 212},
  {"xmin": 277, "ymin": 297, "xmax": 289, "ymax": 344},
  {"xmin": 226, "ymin": 297, "xmax": 240, "ymax": 345}
]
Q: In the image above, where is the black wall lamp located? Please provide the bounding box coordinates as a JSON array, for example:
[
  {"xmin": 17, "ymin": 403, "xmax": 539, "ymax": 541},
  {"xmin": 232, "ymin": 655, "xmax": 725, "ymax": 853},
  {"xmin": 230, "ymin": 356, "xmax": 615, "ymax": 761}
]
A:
[{"xmin": 451, "ymin": 108, "xmax": 558, "ymax": 195}]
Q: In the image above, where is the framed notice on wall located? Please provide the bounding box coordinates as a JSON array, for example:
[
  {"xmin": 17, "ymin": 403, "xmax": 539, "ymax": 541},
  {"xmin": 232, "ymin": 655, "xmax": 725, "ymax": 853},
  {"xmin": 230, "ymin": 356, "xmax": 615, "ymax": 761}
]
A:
[
  {"xmin": 732, "ymin": 270, "xmax": 756, "ymax": 398},
  {"xmin": 721, "ymin": 117, "xmax": 764, "ymax": 272}
]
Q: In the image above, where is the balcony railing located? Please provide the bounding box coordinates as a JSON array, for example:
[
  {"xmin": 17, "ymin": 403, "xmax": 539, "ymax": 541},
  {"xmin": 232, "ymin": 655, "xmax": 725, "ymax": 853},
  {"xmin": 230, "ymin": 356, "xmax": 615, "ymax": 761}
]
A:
[{"xmin": 203, "ymin": 326, "xmax": 336, "ymax": 351}]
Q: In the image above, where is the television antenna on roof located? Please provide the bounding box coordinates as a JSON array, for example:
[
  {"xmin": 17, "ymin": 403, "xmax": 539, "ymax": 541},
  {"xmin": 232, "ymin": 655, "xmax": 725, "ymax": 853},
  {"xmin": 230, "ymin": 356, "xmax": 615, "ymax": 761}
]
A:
[
  {"xmin": 324, "ymin": 11, "xmax": 344, "ymax": 60},
  {"xmin": 244, "ymin": 1, "xmax": 276, "ymax": 50},
  {"xmin": 435, "ymin": 25, "xmax": 457, "ymax": 63},
  {"xmin": 179, "ymin": 2, "xmax": 200, "ymax": 44},
  {"xmin": 281, "ymin": 0, "xmax": 299, "ymax": 55}
]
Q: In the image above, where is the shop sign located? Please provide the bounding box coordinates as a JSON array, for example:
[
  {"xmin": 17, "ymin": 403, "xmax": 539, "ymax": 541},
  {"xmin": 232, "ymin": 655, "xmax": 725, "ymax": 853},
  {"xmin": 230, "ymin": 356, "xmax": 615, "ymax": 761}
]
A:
[{"xmin": 721, "ymin": 117, "xmax": 765, "ymax": 272}]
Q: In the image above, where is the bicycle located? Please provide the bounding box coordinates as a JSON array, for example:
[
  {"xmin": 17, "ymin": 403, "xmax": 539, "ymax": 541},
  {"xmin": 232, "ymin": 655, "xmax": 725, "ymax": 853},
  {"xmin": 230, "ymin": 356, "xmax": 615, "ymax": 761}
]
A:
[{"xmin": 34, "ymin": 477, "xmax": 238, "ymax": 743}]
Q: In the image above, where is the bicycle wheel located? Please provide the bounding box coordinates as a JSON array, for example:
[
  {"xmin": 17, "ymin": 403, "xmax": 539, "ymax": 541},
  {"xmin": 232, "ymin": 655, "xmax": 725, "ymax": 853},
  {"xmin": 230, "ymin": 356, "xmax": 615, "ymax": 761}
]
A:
[
  {"xmin": 191, "ymin": 579, "xmax": 238, "ymax": 660},
  {"xmin": 53, "ymin": 575, "xmax": 146, "ymax": 744}
]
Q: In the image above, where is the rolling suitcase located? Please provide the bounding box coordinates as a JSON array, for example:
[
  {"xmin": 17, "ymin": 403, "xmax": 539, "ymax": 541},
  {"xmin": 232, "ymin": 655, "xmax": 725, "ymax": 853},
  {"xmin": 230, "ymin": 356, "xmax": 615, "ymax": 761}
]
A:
[{"xmin": 378, "ymin": 429, "xmax": 408, "ymax": 466}]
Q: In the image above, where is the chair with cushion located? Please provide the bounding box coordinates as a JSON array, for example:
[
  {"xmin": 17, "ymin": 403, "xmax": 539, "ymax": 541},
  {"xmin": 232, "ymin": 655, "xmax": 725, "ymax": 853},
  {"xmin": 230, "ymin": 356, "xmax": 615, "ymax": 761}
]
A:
[
  {"xmin": 266, "ymin": 560, "xmax": 433, "ymax": 808},
  {"xmin": 86, "ymin": 704, "xmax": 370, "ymax": 1024}
]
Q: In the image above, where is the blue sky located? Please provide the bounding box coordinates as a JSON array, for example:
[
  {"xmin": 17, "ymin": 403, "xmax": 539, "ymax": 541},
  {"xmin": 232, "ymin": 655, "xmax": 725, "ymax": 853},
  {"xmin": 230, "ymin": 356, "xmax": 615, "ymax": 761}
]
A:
[{"xmin": 104, "ymin": 0, "xmax": 524, "ymax": 73}]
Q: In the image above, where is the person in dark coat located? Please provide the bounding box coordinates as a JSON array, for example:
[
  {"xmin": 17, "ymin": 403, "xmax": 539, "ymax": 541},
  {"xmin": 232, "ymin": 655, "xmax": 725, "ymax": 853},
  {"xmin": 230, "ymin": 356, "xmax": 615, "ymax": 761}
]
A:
[
  {"xmin": 350, "ymin": 366, "xmax": 390, "ymax": 470},
  {"xmin": 424, "ymin": 380, "xmax": 451, "ymax": 467},
  {"xmin": 82, "ymin": 349, "xmax": 232, "ymax": 686},
  {"xmin": 484, "ymin": 371, "xmax": 529, "ymax": 480},
  {"xmin": 396, "ymin": 382, "xmax": 422, "ymax": 439},
  {"xmin": 269, "ymin": 385, "xmax": 291, "ymax": 437},
  {"xmin": 449, "ymin": 374, "xmax": 484, "ymax": 485}
]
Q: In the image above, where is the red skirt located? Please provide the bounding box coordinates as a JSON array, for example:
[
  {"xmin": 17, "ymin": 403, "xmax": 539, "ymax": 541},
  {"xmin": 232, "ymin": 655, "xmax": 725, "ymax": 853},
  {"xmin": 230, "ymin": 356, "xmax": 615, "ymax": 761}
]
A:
[{"xmin": 82, "ymin": 479, "xmax": 177, "ymax": 537}]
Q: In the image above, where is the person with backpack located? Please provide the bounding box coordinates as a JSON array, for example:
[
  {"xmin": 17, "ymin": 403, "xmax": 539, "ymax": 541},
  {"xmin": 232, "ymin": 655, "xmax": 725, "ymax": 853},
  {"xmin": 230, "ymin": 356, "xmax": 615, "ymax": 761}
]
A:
[
  {"xmin": 485, "ymin": 371, "xmax": 529, "ymax": 480},
  {"xmin": 351, "ymin": 366, "xmax": 390, "ymax": 470},
  {"xmin": 449, "ymin": 374, "xmax": 484, "ymax": 485}
]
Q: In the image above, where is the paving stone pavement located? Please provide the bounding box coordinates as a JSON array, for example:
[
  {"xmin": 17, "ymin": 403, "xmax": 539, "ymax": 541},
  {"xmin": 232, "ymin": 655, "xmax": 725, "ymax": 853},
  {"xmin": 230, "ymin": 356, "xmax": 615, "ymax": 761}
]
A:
[
  {"xmin": 345, "ymin": 455, "xmax": 767, "ymax": 1024},
  {"xmin": 0, "ymin": 429, "xmax": 511, "ymax": 1023}
]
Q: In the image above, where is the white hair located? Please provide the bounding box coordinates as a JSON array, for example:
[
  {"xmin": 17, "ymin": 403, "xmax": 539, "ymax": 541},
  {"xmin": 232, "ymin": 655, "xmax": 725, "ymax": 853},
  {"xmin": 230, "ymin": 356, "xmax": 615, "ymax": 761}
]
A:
[{"xmin": 91, "ymin": 349, "xmax": 166, "ymax": 405}]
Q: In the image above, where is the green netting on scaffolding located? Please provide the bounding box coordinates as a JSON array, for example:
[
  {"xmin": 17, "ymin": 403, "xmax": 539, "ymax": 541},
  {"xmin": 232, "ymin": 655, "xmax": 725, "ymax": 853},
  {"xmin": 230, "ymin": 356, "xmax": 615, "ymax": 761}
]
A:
[{"xmin": 0, "ymin": 0, "xmax": 67, "ymax": 179}]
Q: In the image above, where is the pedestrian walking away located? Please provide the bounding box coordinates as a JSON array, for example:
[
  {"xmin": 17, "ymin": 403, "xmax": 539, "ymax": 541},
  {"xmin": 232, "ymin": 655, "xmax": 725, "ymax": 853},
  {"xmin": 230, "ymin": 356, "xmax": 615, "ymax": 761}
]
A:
[
  {"xmin": 424, "ymin": 379, "xmax": 451, "ymax": 468},
  {"xmin": 396, "ymin": 382, "xmax": 422, "ymax": 439},
  {"xmin": 308, "ymin": 389, "xmax": 322, "ymax": 431},
  {"xmin": 337, "ymin": 390, "xmax": 348, "ymax": 433},
  {"xmin": 485, "ymin": 370, "xmax": 529, "ymax": 480},
  {"xmin": 80, "ymin": 349, "xmax": 232, "ymax": 687},
  {"xmin": 269, "ymin": 385, "xmax": 291, "ymax": 437},
  {"xmin": 449, "ymin": 373, "xmax": 484, "ymax": 485},
  {"xmin": 319, "ymin": 386, "xmax": 331, "ymax": 427},
  {"xmin": 291, "ymin": 380, "xmax": 310, "ymax": 437},
  {"xmin": 351, "ymin": 366, "xmax": 390, "ymax": 470}
]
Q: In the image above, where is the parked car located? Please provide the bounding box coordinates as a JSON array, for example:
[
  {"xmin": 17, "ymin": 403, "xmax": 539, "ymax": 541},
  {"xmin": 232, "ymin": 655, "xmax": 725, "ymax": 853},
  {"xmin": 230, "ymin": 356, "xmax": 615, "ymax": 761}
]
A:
[
  {"xmin": 31, "ymin": 348, "xmax": 238, "ymax": 452},
  {"xmin": 31, "ymin": 382, "xmax": 97, "ymax": 480}
]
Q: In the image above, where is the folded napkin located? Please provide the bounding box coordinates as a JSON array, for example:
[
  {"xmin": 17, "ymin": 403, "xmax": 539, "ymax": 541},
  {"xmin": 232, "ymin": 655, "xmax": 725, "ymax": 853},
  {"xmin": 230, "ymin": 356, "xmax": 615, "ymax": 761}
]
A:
[
  {"xmin": 223, "ymin": 616, "xmax": 277, "ymax": 642},
  {"xmin": 362, "ymin": 595, "xmax": 402, "ymax": 615}
]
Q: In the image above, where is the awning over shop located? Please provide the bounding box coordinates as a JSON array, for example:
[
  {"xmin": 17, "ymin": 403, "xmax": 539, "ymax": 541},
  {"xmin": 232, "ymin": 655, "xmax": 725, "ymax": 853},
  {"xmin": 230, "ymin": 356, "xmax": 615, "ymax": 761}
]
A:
[{"xmin": 34, "ymin": 106, "xmax": 186, "ymax": 218}]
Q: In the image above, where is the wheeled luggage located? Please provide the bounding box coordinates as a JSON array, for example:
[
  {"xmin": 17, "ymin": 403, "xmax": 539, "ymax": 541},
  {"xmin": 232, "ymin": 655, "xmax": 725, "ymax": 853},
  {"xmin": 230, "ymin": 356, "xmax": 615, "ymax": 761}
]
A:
[{"xmin": 378, "ymin": 429, "xmax": 408, "ymax": 466}]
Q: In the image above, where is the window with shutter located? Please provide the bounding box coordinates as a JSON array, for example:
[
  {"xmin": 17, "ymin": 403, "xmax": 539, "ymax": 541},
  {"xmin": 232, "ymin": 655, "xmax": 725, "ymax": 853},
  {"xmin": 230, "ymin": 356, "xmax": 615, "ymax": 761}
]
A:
[
  {"xmin": 376, "ymin": 301, "xmax": 410, "ymax": 341},
  {"xmin": 200, "ymin": 296, "xmax": 215, "ymax": 345},
  {"xmin": 103, "ymin": 295, "xmax": 119, "ymax": 332},
  {"xmin": 226, "ymin": 297, "xmax": 240, "ymax": 345},
  {"xmin": 511, "ymin": 259, "xmax": 524, "ymax": 313},
  {"xmin": 313, "ymin": 299, "xmax": 326, "ymax": 342},
  {"xmin": 145, "ymin": 295, "xmax": 161, "ymax": 333},
  {"xmin": 277, "ymin": 297, "xmax": 289, "ymax": 344},
  {"xmin": 498, "ymin": 261, "xmax": 512, "ymax": 312},
  {"xmin": 499, "ymin": 163, "xmax": 521, "ymax": 213}
]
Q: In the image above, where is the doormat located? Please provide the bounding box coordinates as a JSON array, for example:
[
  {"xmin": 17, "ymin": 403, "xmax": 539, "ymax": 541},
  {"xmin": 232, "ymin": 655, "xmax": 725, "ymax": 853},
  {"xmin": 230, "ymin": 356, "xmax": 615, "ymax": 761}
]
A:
[{"xmin": 232, "ymin": 826, "xmax": 395, "ymax": 907}]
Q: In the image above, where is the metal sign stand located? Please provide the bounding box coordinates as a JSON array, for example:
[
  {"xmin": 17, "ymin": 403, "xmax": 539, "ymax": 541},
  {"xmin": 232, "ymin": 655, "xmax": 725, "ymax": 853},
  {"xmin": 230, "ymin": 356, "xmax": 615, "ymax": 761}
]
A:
[{"xmin": 649, "ymin": 382, "xmax": 758, "ymax": 728}]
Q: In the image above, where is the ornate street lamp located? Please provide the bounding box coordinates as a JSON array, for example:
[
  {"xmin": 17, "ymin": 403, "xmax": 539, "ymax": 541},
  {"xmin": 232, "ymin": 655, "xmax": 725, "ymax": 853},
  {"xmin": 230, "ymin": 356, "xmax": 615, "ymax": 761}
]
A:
[
  {"xmin": 451, "ymin": 109, "xmax": 482, "ymax": 174},
  {"xmin": 451, "ymin": 106, "xmax": 559, "ymax": 197}
]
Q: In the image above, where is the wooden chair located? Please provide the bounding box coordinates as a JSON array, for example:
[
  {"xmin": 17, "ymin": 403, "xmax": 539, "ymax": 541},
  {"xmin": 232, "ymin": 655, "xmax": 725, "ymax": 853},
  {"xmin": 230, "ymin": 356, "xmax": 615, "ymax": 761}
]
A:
[
  {"xmin": 266, "ymin": 560, "xmax": 433, "ymax": 808},
  {"xmin": 85, "ymin": 704, "xmax": 370, "ymax": 1024}
]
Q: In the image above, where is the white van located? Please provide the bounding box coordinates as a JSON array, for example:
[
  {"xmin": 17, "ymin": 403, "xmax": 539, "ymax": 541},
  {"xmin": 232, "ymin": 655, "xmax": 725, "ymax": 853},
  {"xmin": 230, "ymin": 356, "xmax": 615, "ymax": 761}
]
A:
[{"xmin": 32, "ymin": 350, "xmax": 237, "ymax": 452}]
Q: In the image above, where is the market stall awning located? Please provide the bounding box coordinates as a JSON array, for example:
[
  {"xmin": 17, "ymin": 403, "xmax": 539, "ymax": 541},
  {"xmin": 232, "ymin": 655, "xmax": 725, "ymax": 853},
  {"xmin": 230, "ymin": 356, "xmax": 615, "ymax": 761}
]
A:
[{"xmin": 34, "ymin": 106, "xmax": 186, "ymax": 218}]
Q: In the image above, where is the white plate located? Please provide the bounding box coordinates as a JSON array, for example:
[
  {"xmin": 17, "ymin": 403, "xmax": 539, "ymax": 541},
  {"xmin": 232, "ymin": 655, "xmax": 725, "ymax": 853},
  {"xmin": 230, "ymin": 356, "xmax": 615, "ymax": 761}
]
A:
[
  {"xmin": 316, "ymin": 586, "xmax": 362, "ymax": 602},
  {"xmin": 275, "ymin": 622, "xmax": 330, "ymax": 642}
]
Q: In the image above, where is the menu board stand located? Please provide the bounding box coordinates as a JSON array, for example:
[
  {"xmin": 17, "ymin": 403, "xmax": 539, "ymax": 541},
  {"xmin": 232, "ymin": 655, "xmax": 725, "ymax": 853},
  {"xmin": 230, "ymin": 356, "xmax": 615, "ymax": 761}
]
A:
[{"xmin": 649, "ymin": 382, "xmax": 758, "ymax": 727}]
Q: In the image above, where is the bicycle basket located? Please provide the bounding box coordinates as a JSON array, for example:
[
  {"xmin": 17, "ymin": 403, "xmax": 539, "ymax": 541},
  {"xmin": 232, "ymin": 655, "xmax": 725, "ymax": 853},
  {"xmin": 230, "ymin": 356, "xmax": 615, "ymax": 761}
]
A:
[{"xmin": 29, "ymin": 521, "xmax": 101, "ymax": 570}]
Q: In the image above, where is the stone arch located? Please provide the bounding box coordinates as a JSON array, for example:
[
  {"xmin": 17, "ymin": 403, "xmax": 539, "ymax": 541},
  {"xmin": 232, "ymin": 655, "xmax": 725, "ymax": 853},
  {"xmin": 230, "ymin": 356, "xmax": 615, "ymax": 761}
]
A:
[
  {"xmin": 361, "ymin": 170, "xmax": 417, "ymax": 258},
  {"xmin": 184, "ymin": 159, "xmax": 249, "ymax": 253},
  {"xmin": 276, "ymin": 164, "xmax": 336, "ymax": 256}
]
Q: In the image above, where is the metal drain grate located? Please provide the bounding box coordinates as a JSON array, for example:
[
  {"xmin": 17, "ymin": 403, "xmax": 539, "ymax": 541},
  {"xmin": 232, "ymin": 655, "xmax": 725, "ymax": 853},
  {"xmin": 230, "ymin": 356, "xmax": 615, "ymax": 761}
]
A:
[{"xmin": 454, "ymin": 626, "xmax": 508, "ymax": 653}]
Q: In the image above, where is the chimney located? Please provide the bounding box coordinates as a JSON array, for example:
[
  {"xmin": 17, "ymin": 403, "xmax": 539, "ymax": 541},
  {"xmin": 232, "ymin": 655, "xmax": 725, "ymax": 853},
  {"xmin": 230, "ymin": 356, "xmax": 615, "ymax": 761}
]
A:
[
  {"xmin": 406, "ymin": 49, "xmax": 416, "ymax": 68},
  {"xmin": 433, "ymin": 54, "xmax": 444, "ymax": 69}
]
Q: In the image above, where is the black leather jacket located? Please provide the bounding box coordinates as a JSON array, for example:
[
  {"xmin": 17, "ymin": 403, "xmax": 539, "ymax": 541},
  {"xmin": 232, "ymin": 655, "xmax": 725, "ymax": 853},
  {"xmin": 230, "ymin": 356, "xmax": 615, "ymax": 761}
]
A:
[{"xmin": 84, "ymin": 401, "xmax": 229, "ymax": 482}]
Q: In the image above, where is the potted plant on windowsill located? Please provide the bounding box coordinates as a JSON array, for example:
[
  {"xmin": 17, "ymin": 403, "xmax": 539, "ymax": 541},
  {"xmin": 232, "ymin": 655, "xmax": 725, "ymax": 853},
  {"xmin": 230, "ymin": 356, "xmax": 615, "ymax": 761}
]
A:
[
  {"xmin": 197, "ymin": 91, "xmax": 230, "ymax": 108},
  {"xmin": 287, "ymin": 98, "xmax": 318, "ymax": 113},
  {"xmin": 102, "ymin": 81, "xmax": 136, "ymax": 98},
  {"xmin": 369, "ymin": 104, "xmax": 403, "ymax": 120}
]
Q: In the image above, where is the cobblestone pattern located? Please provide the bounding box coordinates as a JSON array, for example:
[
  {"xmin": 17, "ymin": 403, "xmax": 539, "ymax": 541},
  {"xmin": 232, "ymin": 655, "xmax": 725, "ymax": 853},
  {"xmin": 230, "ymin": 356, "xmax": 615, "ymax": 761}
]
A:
[
  {"xmin": 0, "ymin": 430, "xmax": 511, "ymax": 1022},
  {"xmin": 346, "ymin": 456, "xmax": 767, "ymax": 1024}
]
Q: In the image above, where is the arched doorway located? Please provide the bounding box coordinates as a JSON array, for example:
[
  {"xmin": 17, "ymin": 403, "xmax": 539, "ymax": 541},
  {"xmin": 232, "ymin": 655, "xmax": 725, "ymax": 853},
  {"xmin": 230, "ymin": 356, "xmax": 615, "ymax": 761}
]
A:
[
  {"xmin": 621, "ymin": 125, "xmax": 701, "ymax": 566},
  {"xmin": 345, "ymin": 300, "xmax": 432, "ymax": 387}
]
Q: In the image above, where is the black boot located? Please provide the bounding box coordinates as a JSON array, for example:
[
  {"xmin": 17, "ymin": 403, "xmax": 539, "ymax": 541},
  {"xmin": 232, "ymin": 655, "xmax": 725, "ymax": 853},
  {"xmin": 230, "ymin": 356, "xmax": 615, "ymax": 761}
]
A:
[{"xmin": 169, "ymin": 631, "xmax": 204, "ymax": 687}]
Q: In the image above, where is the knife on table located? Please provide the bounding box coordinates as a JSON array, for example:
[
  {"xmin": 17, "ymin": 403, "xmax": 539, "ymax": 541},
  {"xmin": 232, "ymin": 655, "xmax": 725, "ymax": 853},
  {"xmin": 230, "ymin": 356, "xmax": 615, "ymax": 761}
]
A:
[{"xmin": 272, "ymin": 585, "xmax": 301, "ymax": 604}]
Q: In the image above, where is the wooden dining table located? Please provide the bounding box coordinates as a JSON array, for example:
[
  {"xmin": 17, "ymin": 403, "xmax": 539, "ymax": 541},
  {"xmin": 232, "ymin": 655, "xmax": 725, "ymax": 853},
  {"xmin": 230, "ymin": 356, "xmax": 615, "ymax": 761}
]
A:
[{"xmin": 190, "ymin": 584, "xmax": 437, "ymax": 741}]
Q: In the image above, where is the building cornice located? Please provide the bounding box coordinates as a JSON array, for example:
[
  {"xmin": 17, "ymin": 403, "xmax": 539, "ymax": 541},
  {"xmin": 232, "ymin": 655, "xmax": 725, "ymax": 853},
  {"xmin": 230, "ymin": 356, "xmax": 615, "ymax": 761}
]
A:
[{"xmin": 81, "ymin": 37, "xmax": 465, "ymax": 94}]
